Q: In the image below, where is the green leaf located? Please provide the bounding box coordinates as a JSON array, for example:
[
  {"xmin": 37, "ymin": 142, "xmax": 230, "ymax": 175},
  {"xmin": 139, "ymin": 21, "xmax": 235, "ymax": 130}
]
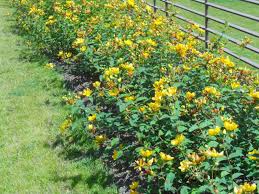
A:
[
  {"xmin": 164, "ymin": 172, "xmax": 175, "ymax": 191},
  {"xmin": 178, "ymin": 126, "xmax": 187, "ymax": 132},
  {"xmin": 180, "ymin": 186, "xmax": 190, "ymax": 194},
  {"xmin": 117, "ymin": 150, "xmax": 123, "ymax": 159},
  {"xmin": 197, "ymin": 185, "xmax": 212, "ymax": 193},
  {"xmin": 160, "ymin": 114, "xmax": 170, "ymax": 120},
  {"xmin": 119, "ymin": 103, "xmax": 127, "ymax": 112},
  {"xmin": 208, "ymin": 141, "xmax": 219, "ymax": 147},
  {"xmin": 200, "ymin": 161, "xmax": 211, "ymax": 170},
  {"xmin": 221, "ymin": 171, "xmax": 230, "ymax": 177},
  {"xmin": 232, "ymin": 173, "xmax": 243, "ymax": 179},
  {"xmin": 199, "ymin": 120, "xmax": 213, "ymax": 128},
  {"xmin": 110, "ymin": 137, "xmax": 120, "ymax": 147},
  {"xmin": 215, "ymin": 116, "xmax": 224, "ymax": 127},
  {"xmin": 189, "ymin": 124, "xmax": 198, "ymax": 132},
  {"xmin": 165, "ymin": 130, "xmax": 172, "ymax": 137},
  {"xmin": 228, "ymin": 151, "xmax": 243, "ymax": 159},
  {"xmin": 158, "ymin": 130, "xmax": 164, "ymax": 136}
]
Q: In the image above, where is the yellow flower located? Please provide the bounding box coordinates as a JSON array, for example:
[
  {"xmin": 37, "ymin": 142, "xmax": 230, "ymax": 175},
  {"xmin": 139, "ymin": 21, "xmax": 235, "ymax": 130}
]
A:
[
  {"xmin": 159, "ymin": 152, "xmax": 174, "ymax": 161},
  {"xmin": 45, "ymin": 63, "xmax": 55, "ymax": 69},
  {"xmin": 241, "ymin": 183, "xmax": 257, "ymax": 192},
  {"xmin": 248, "ymin": 149, "xmax": 259, "ymax": 161},
  {"xmin": 146, "ymin": 158, "xmax": 156, "ymax": 166},
  {"xmin": 98, "ymin": 91, "xmax": 105, "ymax": 97},
  {"xmin": 172, "ymin": 32, "xmax": 185, "ymax": 41},
  {"xmin": 153, "ymin": 77, "xmax": 167, "ymax": 90},
  {"xmin": 109, "ymin": 88, "xmax": 120, "ymax": 97},
  {"xmin": 171, "ymin": 134, "xmax": 185, "ymax": 146},
  {"xmin": 146, "ymin": 5, "xmax": 153, "ymax": 13},
  {"xmin": 183, "ymin": 64, "xmax": 191, "ymax": 71},
  {"xmin": 59, "ymin": 119, "xmax": 72, "ymax": 133},
  {"xmin": 231, "ymin": 82, "xmax": 240, "ymax": 89},
  {"xmin": 140, "ymin": 149, "xmax": 153, "ymax": 158},
  {"xmin": 58, "ymin": 50, "xmax": 64, "ymax": 57},
  {"xmin": 188, "ymin": 153, "xmax": 205, "ymax": 165},
  {"xmin": 104, "ymin": 67, "xmax": 120, "ymax": 80},
  {"xmin": 20, "ymin": 0, "xmax": 27, "ymax": 5},
  {"xmin": 146, "ymin": 39, "xmax": 157, "ymax": 47},
  {"xmin": 124, "ymin": 39, "xmax": 133, "ymax": 46},
  {"xmin": 29, "ymin": 5, "xmax": 39, "ymax": 15},
  {"xmin": 139, "ymin": 106, "xmax": 146, "ymax": 113},
  {"xmin": 166, "ymin": 87, "xmax": 177, "ymax": 96},
  {"xmin": 77, "ymin": 30, "xmax": 86, "ymax": 38},
  {"xmin": 203, "ymin": 86, "xmax": 221, "ymax": 97},
  {"xmin": 120, "ymin": 63, "xmax": 135, "ymax": 75},
  {"xmin": 129, "ymin": 181, "xmax": 139, "ymax": 190},
  {"xmin": 72, "ymin": 38, "xmax": 84, "ymax": 48},
  {"xmin": 142, "ymin": 52, "xmax": 150, "ymax": 59},
  {"xmin": 125, "ymin": 96, "xmax": 135, "ymax": 102},
  {"xmin": 186, "ymin": 91, "xmax": 196, "ymax": 101},
  {"xmin": 66, "ymin": 0, "xmax": 75, "ymax": 8},
  {"xmin": 88, "ymin": 124, "xmax": 94, "ymax": 131},
  {"xmin": 179, "ymin": 160, "xmax": 193, "ymax": 172},
  {"xmin": 45, "ymin": 16, "xmax": 56, "ymax": 25},
  {"xmin": 57, "ymin": 51, "xmax": 71, "ymax": 60},
  {"xmin": 191, "ymin": 23, "xmax": 200, "ymax": 30},
  {"xmin": 65, "ymin": 98, "xmax": 75, "ymax": 105},
  {"xmin": 221, "ymin": 56, "xmax": 235, "ymax": 68},
  {"xmin": 148, "ymin": 102, "xmax": 161, "ymax": 112},
  {"xmin": 153, "ymin": 16, "xmax": 163, "ymax": 27},
  {"xmin": 82, "ymin": 88, "xmax": 92, "ymax": 97},
  {"xmin": 208, "ymin": 126, "xmax": 221, "ymax": 136},
  {"xmin": 224, "ymin": 120, "xmax": 238, "ymax": 131},
  {"xmin": 134, "ymin": 158, "xmax": 144, "ymax": 171},
  {"xmin": 127, "ymin": 0, "xmax": 135, "ymax": 7},
  {"xmin": 152, "ymin": 91, "xmax": 164, "ymax": 102},
  {"xmin": 204, "ymin": 148, "xmax": 224, "ymax": 158},
  {"xmin": 194, "ymin": 97, "xmax": 207, "ymax": 106},
  {"xmin": 93, "ymin": 81, "xmax": 101, "ymax": 88},
  {"xmin": 234, "ymin": 182, "xmax": 257, "ymax": 194},
  {"xmin": 88, "ymin": 114, "xmax": 96, "ymax": 122},
  {"xmin": 130, "ymin": 190, "xmax": 138, "ymax": 194},
  {"xmin": 95, "ymin": 135, "xmax": 106, "ymax": 144},
  {"xmin": 249, "ymin": 91, "xmax": 259, "ymax": 100},
  {"xmin": 174, "ymin": 44, "xmax": 189, "ymax": 58},
  {"xmin": 80, "ymin": 46, "xmax": 87, "ymax": 52},
  {"xmin": 66, "ymin": 52, "xmax": 72, "ymax": 58},
  {"xmin": 112, "ymin": 150, "xmax": 118, "ymax": 160}
]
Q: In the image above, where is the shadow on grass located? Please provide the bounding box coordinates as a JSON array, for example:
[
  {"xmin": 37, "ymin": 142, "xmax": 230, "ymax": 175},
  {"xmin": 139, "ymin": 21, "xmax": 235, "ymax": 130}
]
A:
[{"xmin": 46, "ymin": 135, "xmax": 116, "ymax": 191}]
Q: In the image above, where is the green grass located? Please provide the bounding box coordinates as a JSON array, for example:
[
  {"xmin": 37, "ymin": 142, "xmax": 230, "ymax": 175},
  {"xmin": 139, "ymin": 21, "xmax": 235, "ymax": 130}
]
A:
[
  {"xmin": 0, "ymin": 0, "xmax": 117, "ymax": 193},
  {"xmin": 149, "ymin": 0, "xmax": 259, "ymax": 69}
]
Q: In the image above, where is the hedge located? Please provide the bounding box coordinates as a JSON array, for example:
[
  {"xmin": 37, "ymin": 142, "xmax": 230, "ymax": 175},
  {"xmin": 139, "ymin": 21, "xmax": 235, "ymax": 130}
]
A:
[{"xmin": 14, "ymin": 0, "xmax": 258, "ymax": 193}]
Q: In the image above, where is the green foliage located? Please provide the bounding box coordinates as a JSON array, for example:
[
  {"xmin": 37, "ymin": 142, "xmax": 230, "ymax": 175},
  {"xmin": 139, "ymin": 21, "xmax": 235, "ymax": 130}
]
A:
[{"xmin": 12, "ymin": 0, "xmax": 259, "ymax": 193}]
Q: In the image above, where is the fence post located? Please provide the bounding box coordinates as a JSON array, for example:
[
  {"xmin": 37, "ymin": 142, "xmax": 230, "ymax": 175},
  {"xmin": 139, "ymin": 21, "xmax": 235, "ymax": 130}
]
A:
[
  {"xmin": 205, "ymin": 0, "xmax": 209, "ymax": 49},
  {"xmin": 165, "ymin": 0, "xmax": 169, "ymax": 17},
  {"xmin": 153, "ymin": 0, "xmax": 157, "ymax": 12}
]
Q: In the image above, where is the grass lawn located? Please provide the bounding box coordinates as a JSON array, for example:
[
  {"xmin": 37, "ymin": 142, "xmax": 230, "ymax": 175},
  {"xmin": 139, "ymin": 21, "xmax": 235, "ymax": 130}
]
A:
[
  {"xmin": 0, "ymin": 0, "xmax": 117, "ymax": 193},
  {"xmin": 148, "ymin": 0, "xmax": 259, "ymax": 69}
]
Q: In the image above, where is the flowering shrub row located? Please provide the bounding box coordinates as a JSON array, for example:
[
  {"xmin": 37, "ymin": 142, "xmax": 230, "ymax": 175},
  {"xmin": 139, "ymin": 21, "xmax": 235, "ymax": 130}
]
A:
[{"xmin": 14, "ymin": 0, "xmax": 258, "ymax": 193}]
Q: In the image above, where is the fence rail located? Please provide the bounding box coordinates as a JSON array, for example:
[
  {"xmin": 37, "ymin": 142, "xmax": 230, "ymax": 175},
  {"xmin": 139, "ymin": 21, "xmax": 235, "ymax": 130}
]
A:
[{"xmin": 145, "ymin": 0, "xmax": 259, "ymax": 69}]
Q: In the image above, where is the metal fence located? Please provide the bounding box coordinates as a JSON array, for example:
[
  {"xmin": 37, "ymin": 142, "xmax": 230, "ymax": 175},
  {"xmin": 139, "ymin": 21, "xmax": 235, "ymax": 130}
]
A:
[{"xmin": 145, "ymin": 0, "xmax": 259, "ymax": 69}]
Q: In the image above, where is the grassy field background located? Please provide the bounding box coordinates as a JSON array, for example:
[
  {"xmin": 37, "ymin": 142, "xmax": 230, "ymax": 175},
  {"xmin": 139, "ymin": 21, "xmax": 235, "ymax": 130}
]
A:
[{"xmin": 148, "ymin": 0, "xmax": 259, "ymax": 69}]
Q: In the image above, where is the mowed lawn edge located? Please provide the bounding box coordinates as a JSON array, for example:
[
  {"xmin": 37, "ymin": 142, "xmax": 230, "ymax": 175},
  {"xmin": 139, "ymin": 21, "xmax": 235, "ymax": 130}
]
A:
[{"xmin": 0, "ymin": 0, "xmax": 117, "ymax": 193}]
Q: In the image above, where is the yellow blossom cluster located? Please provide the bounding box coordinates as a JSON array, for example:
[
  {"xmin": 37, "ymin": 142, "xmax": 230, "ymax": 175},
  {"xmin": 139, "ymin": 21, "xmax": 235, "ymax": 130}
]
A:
[{"xmin": 234, "ymin": 183, "xmax": 257, "ymax": 194}]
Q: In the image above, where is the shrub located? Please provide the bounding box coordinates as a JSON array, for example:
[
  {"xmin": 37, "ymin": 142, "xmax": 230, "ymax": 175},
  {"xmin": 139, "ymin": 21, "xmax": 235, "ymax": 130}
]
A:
[{"xmin": 14, "ymin": 0, "xmax": 258, "ymax": 193}]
